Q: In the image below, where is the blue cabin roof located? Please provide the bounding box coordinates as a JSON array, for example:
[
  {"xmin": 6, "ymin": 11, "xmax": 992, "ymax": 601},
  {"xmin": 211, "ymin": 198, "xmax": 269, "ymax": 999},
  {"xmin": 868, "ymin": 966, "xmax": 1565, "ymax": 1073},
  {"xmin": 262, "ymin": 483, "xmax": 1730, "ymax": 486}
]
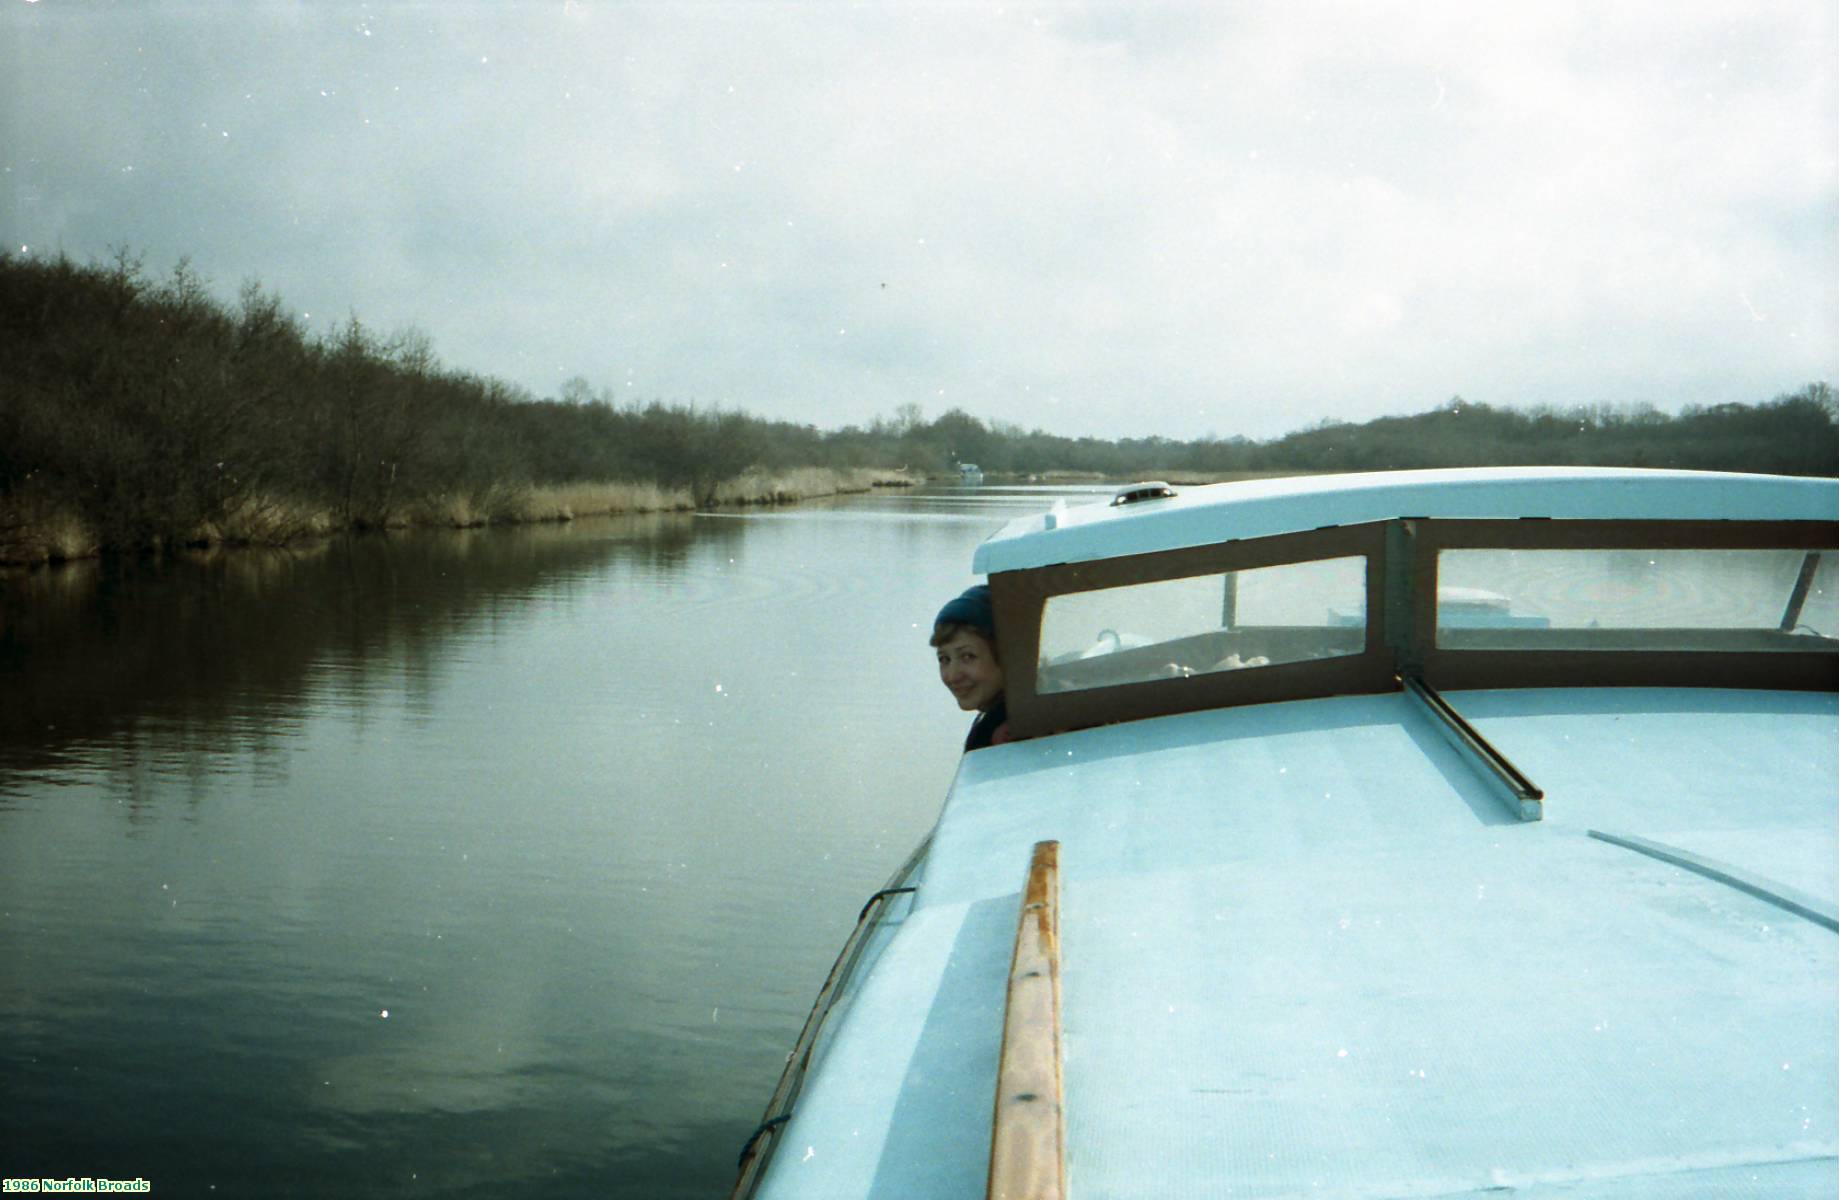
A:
[{"xmin": 973, "ymin": 467, "xmax": 1839, "ymax": 574}]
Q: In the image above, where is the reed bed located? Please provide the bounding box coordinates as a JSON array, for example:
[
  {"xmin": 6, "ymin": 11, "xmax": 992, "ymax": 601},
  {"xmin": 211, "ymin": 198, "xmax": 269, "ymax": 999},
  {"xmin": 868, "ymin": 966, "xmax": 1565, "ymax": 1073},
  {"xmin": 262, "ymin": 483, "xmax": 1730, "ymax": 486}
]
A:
[
  {"xmin": 1, "ymin": 468, "xmax": 922, "ymax": 567},
  {"xmin": 711, "ymin": 466, "xmax": 912, "ymax": 506},
  {"xmin": 198, "ymin": 495, "xmax": 341, "ymax": 545},
  {"xmin": 513, "ymin": 481, "xmax": 695, "ymax": 522},
  {"xmin": 414, "ymin": 490, "xmax": 500, "ymax": 530},
  {"xmin": 0, "ymin": 507, "xmax": 99, "ymax": 567},
  {"xmin": 0, "ymin": 483, "xmax": 101, "ymax": 566}
]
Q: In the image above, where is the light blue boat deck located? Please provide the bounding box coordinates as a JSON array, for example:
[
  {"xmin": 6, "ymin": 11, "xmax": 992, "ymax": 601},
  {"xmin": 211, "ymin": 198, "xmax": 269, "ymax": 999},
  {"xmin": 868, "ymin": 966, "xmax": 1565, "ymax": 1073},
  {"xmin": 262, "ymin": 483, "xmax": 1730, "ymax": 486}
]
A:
[{"xmin": 760, "ymin": 688, "xmax": 1839, "ymax": 1198}]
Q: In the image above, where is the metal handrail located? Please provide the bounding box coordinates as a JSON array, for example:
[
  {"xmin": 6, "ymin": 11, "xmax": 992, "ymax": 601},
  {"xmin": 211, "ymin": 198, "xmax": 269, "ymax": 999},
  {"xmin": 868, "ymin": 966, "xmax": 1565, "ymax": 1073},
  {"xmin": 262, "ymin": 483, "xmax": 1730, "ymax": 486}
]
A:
[
  {"xmin": 1401, "ymin": 674, "xmax": 1544, "ymax": 821},
  {"xmin": 727, "ymin": 833, "xmax": 932, "ymax": 1199}
]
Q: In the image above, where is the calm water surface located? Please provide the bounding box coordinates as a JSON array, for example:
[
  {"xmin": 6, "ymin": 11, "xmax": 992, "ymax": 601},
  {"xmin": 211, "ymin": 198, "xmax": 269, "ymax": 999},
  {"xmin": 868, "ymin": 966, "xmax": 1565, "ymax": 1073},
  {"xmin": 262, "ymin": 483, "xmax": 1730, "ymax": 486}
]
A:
[{"xmin": 0, "ymin": 486, "xmax": 1093, "ymax": 1198}]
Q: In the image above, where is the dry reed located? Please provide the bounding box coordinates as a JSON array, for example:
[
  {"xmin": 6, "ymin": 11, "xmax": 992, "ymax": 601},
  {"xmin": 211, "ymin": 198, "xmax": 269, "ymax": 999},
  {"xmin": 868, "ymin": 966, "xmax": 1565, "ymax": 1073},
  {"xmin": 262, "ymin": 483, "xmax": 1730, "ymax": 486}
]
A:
[
  {"xmin": 514, "ymin": 482, "xmax": 695, "ymax": 521},
  {"xmin": 710, "ymin": 466, "xmax": 911, "ymax": 506},
  {"xmin": 199, "ymin": 495, "xmax": 339, "ymax": 545},
  {"xmin": 2, "ymin": 468, "xmax": 920, "ymax": 567},
  {"xmin": 0, "ymin": 493, "xmax": 100, "ymax": 566}
]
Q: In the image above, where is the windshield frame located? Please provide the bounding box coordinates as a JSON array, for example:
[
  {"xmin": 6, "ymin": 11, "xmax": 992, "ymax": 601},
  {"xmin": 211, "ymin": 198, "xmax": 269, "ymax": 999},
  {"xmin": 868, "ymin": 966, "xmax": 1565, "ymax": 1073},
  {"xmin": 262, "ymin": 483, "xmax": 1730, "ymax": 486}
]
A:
[
  {"xmin": 1414, "ymin": 518, "xmax": 1838, "ymax": 693},
  {"xmin": 991, "ymin": 522, "xmax": 1394, "ymax": 739},
  {"xmin": 989, "ymin": 516, "xmax": 1839, "ymax": 741}
]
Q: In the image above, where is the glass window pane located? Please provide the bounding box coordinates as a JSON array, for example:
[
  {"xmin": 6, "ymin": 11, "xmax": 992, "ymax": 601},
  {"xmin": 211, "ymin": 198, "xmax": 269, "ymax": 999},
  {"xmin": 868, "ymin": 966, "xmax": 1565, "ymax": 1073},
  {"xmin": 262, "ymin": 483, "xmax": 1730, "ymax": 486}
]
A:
[
  {"xmin": 1037, "ymin": 556, "xmax": 1366, "ymax": 694},
  {"xmin": 1436, "ymin": 548, "xmax": 1839, "ymax": 651}
]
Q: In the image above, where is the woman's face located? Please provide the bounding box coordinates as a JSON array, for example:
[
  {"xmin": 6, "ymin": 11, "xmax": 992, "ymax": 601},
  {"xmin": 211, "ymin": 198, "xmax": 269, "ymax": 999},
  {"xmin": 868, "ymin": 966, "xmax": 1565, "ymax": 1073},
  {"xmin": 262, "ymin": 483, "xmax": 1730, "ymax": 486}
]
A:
[{"xmin": 936, "ymin": 630, "xmax": 1004, "ymax": 712}]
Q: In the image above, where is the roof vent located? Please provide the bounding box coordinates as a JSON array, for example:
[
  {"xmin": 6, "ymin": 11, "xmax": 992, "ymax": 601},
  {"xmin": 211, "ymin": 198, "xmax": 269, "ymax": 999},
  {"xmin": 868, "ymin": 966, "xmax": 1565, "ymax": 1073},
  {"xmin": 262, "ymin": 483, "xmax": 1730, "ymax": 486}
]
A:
[{"xmin": 1110, "ymin": 481, "xmax": 1177, "ymax": 507}]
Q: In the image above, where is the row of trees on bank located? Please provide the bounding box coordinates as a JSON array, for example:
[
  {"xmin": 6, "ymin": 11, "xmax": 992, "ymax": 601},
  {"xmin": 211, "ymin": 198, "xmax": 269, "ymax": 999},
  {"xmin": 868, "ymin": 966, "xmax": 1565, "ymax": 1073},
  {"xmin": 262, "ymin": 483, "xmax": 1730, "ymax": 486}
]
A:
[
  {"xmin": 0, "ymin": 251, "xmax": 788, "ymax": 551},
  {"xmin": 2, "ymin": 249, "xmax": 1835, "ymax": 558}
]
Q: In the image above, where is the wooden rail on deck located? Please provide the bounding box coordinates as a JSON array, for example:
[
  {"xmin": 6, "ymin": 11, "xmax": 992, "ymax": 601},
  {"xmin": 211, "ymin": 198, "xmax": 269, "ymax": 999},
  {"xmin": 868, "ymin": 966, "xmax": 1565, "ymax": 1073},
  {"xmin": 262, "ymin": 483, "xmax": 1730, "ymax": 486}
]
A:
[{"xmin": 987, "ymin": 840, "xmax": 1065, "ymax": 1200}]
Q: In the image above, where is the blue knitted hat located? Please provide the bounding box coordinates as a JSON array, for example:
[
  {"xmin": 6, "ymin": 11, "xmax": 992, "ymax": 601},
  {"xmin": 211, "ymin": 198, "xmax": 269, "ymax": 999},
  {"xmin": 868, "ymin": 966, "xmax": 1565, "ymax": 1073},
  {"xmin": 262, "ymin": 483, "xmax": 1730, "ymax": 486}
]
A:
[{"xmin": 934, "ymin": 584, "xmax": 994, "ymax": 636}]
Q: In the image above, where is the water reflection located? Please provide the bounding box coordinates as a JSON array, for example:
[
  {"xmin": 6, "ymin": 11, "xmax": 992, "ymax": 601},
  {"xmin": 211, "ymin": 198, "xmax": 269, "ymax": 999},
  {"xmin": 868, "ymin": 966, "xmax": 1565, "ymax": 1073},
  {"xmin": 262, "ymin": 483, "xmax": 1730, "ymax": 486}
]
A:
[
  {"xmin": 0, "ymin": 487, "xmax": 1069, "ymax": 1199},
  {"xmin": 0, "ymin": 514, "xmax": 711, "ymax": 794}
]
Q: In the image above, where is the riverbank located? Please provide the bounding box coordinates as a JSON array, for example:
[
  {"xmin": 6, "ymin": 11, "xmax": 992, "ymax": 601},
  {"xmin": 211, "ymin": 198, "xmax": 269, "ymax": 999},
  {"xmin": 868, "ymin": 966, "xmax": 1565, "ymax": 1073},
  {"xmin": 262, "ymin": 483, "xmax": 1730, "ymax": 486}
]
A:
[
  {"xmin": 8, "ymin": 255, "xmax": 1831, "ymax": 577},
  {"xmin": 0, "ymin": 466, "xmax": 918, "ymax": 569}
]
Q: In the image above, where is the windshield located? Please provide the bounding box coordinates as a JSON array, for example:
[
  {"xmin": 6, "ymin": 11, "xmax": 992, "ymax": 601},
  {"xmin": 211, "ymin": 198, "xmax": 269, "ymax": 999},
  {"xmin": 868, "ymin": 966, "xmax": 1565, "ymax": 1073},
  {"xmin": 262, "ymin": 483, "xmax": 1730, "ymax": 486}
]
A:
[
  {"xmin": 1037, "ymin": 555, "xmax": 1367, "ymax": 693},
  {"xmin": 1435, "ymin": 548, "xmax": 1837, "ymax": 651}
]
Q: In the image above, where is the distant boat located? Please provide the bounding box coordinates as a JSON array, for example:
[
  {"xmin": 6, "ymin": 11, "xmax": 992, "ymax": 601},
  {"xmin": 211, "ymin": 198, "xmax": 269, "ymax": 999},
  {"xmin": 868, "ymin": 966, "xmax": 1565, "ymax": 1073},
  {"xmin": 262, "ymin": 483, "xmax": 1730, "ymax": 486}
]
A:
[
  {"xmin": 732, "ymin": 466, "xmax": 1839, "ymax": 1199},
  {"xmin": 958, "ymin": 463, "xmax": 984, "ymax": 486}
]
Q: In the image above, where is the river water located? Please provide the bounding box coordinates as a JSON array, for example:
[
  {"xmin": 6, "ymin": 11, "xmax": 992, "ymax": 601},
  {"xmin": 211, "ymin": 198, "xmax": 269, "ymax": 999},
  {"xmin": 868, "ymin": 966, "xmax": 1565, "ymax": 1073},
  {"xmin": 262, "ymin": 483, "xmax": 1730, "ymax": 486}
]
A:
[{"xmin": 0, "ymin": 485, "xmax": 1093, "ymax": 1199}]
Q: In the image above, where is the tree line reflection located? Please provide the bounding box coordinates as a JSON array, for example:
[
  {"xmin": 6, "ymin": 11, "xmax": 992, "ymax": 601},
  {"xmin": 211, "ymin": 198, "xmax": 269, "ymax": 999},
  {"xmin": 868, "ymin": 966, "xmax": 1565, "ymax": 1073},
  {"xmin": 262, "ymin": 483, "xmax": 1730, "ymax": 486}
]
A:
[{"xmin": 0, "ymin": 514, "xmax": 736, "ymax": 795}]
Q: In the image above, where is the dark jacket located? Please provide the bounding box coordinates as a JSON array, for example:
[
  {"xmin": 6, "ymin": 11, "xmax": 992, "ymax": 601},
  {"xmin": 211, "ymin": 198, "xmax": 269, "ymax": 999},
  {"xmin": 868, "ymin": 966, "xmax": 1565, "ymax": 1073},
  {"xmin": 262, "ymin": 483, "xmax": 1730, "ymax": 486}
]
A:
[{"xmin": 964, "ymin": 697, "xmax": 1010, "ymax": 752}]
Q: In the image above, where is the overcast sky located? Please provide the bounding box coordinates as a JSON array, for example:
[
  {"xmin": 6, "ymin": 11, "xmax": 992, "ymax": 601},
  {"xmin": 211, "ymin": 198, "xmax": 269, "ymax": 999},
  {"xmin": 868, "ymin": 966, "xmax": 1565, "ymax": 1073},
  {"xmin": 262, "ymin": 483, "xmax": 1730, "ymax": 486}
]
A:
[{"xmin": 4, "ymin": 1, "xmax": 1834, "ymax": 440}]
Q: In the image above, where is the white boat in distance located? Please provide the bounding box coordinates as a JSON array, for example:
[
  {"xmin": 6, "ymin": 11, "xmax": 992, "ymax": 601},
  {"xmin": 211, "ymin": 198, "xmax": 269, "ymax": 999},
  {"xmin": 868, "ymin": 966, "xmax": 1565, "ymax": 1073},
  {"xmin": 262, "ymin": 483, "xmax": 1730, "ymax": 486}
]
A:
[{"xmin": 732, "ymin": 467, "xmax": 1839, "ymax": 1199}]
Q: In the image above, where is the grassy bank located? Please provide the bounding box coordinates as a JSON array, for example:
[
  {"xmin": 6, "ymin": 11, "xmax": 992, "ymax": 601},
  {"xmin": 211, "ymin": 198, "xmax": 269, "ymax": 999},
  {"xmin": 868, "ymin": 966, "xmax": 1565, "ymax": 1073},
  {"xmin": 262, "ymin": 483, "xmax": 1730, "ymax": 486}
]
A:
[
  {"xmin": 5, "ymin": 250, "xmax": 1832, "ymax": 570},
  {"xmin": 0, "ymin": 467, "xmax": 916, "ymax": 568}
]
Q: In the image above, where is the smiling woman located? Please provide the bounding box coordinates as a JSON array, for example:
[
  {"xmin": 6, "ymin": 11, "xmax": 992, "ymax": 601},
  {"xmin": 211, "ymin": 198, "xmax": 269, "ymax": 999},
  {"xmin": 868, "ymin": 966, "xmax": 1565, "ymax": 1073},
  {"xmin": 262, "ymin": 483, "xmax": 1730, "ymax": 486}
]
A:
[{"xmin": 931, "ymin": 584, "xmax": 1011, "ymax": 751}]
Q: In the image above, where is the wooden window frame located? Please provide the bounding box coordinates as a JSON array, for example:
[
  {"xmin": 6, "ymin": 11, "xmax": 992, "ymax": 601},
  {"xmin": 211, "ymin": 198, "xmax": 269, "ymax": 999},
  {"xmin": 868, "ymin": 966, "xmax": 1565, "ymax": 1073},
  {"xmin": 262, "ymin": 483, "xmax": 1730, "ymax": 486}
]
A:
[
  {"xmin": 1413, "ymin": 519, "xmax": 1839, "ymax": 693},
  {"xmin": 991, "ymin": 518, "xmax": 1838, "ymax": 740},
  {"xmin": 991, "ymin": 523, "xmax": 1394, "ymax": 740}
]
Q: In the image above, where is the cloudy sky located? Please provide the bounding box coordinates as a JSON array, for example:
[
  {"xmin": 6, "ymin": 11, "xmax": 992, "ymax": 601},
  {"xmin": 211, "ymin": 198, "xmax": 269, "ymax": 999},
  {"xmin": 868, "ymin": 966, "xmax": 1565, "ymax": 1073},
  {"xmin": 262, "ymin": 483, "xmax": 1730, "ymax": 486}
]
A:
[{"xmin": 4, "ymin": 1, "xmax": 1833, "ymax": 440}]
